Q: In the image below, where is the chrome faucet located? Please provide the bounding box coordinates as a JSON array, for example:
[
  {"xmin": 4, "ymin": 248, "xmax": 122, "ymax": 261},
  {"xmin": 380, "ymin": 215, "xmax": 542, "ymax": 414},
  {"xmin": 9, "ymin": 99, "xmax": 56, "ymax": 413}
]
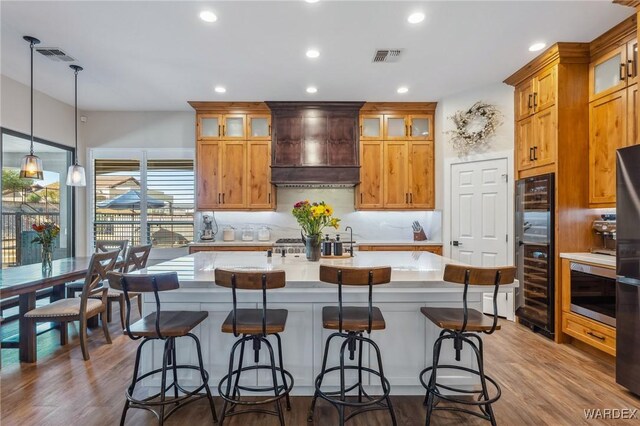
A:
[{"xmin": 345, "ymin": 226, "xmax": 354, "ymax": 257}]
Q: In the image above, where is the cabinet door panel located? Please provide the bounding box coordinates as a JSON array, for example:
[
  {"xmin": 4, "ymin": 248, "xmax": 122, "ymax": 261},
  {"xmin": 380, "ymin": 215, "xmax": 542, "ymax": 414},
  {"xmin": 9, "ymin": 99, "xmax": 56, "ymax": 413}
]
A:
[
  {"xmin": 590, "ymin": 45, "xmax": 627, "ymax": 101},
  {"xmin": 273, "ymin": 116, "xmax": 302, "ymax": 165},
  {"xmin": 409, "ymin": 141, "xmax": 434, "ymax": 209},
  {"xmin": 248, "ymin": 114, "xmax": 271, "ymax": 140},
  {"xmin": 384, "ymin": 115, "xmax": 408, "ymax": 140},
  {"xmin": 197, "ymin": 114, "xmax": 222, "ymax": 140},
  {"xmin": 516, "ymin": 117, "xmax": 534, "ymax": 171},
  {"xmin": 533, "ymin": 106, "xmax": 556, "ymax": 167},
  {"xmin": 360, "ymin": 114, "xmax": 383, "ymax": 140},
  {"xmin": 221, "ymin": 141, "xmax": 246, "ymax": 208},
  {"xmin": 303, "ymin": 116, "xmax": 328, "ymax": 165},
  {"xmin": 535, "ymin": 67, "xmax": 556, "ymax": 112},
  {"xmin": 515, "ymin": 79, "xmax": 534, "ymax": 121},
  {"xmin": 196, "ymin": 141, "xmax": 220, "ymax": 209},
  {"xmin": 383, "ymin": 141, "xmax": 409, "ymax": 208},
  {"xmin": 358, "ymin": 141, "xmax": 384, "ymax": 209},
  {"xmin": 328, "ymin": 115, "xmax": 357, "ymax": 166},
  {"xmin": 409, "ymin": 115, "xmax": 433, "ymax": 140},
  {"xmin": 247, "ymin": 141, "xmax": 273, "ymax": 209},
  {"xmin": 628, "ymin": 84, "xmax": 639, "ymax": 146},
  {"xmin": 589, "ymin": 89, "xmax": 627, "ymax": 205},
  {"xmin": 223, "ymin": 114, "xmax": 246, "ymax": 139}
]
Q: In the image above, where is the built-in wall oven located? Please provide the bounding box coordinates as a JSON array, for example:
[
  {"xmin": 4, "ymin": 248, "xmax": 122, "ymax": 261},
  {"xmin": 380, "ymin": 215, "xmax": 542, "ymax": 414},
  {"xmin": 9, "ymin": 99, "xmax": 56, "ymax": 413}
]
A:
[{"xmin": 569, "ymin": 262, "xmax": 616, "ymax": 327}]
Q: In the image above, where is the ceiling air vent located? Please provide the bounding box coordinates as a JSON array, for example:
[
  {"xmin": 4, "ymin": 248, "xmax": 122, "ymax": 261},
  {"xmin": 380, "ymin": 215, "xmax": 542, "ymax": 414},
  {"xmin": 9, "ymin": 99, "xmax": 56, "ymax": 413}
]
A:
[
  {"xmin": 36, "ymin": 47, "xmax": 76, "ymax": 62},
  {"xmin": 372, "ymin": 48, "xmax": 403, "ymax": 63}
]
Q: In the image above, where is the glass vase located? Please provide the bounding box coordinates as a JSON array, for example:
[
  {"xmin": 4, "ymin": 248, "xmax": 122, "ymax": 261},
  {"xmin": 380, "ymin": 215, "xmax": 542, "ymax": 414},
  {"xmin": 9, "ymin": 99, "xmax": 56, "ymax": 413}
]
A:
[
  {"xmin": 41, "ymin": 244, "xmax": 53, "ymax": 272},
  {"xmin": 304, "ymin": 234, "xmax": 321, "ymax": 262}
]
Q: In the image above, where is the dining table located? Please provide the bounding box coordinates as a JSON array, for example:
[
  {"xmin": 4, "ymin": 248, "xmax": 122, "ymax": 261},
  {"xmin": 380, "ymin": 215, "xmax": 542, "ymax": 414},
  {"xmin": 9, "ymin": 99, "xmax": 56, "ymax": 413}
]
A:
[{"xmin": 0, "ymin": 257, "xmax": 96, "ymax": 363}]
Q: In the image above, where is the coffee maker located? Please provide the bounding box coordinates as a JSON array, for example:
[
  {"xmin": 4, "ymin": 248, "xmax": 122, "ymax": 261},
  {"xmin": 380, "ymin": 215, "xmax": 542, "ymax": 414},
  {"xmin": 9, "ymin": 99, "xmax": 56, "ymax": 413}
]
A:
[
  {"xmin": 591, "ymin": 214, "xmax": 616, "ymax": 256},
  {"xmin": 200, "ymin": 214, "xmax": 218, "ymax": 241}
]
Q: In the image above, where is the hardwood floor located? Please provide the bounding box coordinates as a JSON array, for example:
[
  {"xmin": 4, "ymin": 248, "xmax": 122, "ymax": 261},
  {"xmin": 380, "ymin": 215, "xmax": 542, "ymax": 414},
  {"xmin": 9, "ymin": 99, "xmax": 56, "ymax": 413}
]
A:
[{"xmin": 1, "ymin": 313, "xmax": 638, "ymax": 426}]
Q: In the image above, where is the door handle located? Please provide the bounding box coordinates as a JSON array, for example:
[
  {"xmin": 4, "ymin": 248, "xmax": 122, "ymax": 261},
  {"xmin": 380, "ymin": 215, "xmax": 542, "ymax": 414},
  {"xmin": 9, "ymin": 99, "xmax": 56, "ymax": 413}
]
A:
[
  {"xmin": 410, "ymin": 193, "xmax": 413, "ymax": 203},
  {"xmin": 222, "ymin": 193, "xmax": 225, "ymax": 204},
  {"xmin": 218, "ymin": 125, "xmax": 221, "ymax": 137},
  {"xmin": 405, "ymin": 125, "xmax": 409, "ymax": 136},
  {"xmin": 218, "ymin": 193, "xmax": 221, "ymax": 204},
  {"xmin": 518, "ymin": 240, "xmax": 525, "ymax": 247},
  {"xmin": 222, "ymin": 125, "xmax": 226, "ymax": 136},
  {"xmin": 268, "ymin": 125, "xmax": 271, "ymax": 136},
  {"xmin": 405, "ymin": 193, "xmax": 409, "ymax": 203},
  {"xmin": 533, "ymin": 146, "xmax": 538, "ymax": 161},
  {"xmin": 533, "ymin": 92, "xmax": 538, "ymax": 108},
  {"xmin": 409, "ymin": 125, "xmax": 413, "ymax": 137},
  {"xmin": 360, "ymin": 192, "xmax": 363, "ymax": 204},
  {"xmin": 628, "ymin": 59, "xmax": 635, "ymax": 78},
  {"xmin": 268, "ymin": 193, "xmax": 271, "ymax": 204},
  {"xmin": 529, "ymin": 147, "xmax": 534, "ymax": 161},
  {"xmin": 620, "ymin": 63, "xmax": 626, "ymax": 81},
  {"xmin": 452, "ymin": 241, "xmax": 462, "ymax": 247},
  {"xmin": 586, "ymin": 331, "xmax": 605, "ymax": 341},
  {"xmin": 528, "ymin": 94, "xmax": 533, "ymax": 109}
]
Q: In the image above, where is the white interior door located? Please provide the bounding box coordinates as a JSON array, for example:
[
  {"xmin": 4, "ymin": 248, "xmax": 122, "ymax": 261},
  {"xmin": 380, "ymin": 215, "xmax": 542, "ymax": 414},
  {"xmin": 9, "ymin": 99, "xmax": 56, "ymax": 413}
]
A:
[{"xmin": 450, "ymin": 158, "xmax": 509, "ymax": 266}]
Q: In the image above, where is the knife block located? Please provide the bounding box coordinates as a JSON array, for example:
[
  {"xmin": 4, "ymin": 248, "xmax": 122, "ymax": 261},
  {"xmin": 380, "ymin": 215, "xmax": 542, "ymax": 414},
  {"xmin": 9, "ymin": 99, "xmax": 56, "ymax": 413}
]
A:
[{"xmin": 413, "ymin": 229, "xmax": 427, "ymax": 241}]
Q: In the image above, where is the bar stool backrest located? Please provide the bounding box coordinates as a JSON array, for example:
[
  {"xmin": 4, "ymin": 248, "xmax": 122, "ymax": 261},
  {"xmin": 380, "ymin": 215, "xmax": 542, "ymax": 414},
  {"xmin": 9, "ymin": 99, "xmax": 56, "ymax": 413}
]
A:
[
  {"xmin": 79, "ymin": 250, "xmax": 119, "ymax": 314},
  {"xmin": 319, "ymin": 265, "xmax": 392, "ymax": 334},
  {"xmin": 107, "ymin": 271, "xmax": 180, "ymax": 339},
  {"xmin": 214, "ymin": 268, "xmax": 286, "ymax": 337},
  {"xmin": 442, "ymin": 264, "xmax": 516, "ymax": 334},
  {"xmin": 123, "ymin": 244, "xmax": 152, "ymax": 273}
]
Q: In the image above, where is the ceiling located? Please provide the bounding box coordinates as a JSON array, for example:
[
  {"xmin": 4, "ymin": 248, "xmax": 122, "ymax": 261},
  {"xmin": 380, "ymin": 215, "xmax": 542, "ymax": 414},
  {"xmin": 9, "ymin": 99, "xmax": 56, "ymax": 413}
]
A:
[{"xmin": 0, "ymin": 1, "xmax": 634, "ymax": 111}]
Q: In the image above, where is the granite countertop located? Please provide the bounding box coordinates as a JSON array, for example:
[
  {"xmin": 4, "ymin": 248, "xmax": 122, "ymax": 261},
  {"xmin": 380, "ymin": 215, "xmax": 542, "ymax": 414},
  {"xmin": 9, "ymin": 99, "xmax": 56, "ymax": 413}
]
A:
[{"xmin": 559, "ymin": 252, "xmax": 616, "ymax": 268}]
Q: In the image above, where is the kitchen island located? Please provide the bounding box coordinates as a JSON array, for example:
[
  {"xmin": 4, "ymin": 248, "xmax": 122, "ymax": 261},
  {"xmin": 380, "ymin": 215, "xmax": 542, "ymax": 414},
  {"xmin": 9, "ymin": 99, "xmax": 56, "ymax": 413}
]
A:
[{"xmin": 137, "ymin": 251, "xmax": 517, "ymax": 395}]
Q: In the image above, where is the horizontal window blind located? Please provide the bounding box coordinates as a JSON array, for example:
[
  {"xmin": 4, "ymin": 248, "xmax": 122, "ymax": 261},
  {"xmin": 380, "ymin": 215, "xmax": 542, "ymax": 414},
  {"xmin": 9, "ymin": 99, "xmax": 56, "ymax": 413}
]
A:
[{"xmin": 146, "ymin": 159, "xmax": 194, "ymax": 247}]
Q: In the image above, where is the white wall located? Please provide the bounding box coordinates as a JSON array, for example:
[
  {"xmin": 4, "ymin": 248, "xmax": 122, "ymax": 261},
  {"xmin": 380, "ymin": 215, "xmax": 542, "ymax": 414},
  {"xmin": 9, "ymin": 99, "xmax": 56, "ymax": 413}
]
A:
[
  {"xmin": 0, "ymin": 74, "xmax": 89, "ymax": 255},
  {"xmin": 435, "ymin": 82, "xmax": 515, "ymax": 262}
]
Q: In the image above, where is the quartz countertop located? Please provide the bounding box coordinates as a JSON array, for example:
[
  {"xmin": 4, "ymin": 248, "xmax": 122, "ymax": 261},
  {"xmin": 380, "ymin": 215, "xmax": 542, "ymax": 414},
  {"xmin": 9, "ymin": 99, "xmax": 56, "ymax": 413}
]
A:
[
  {"xmin": 356, "ymin": 240, "xmax": 443, "ymax": 246},
  {"xmin": 141, "ymin": 251, "xmax": 517, "ymax": 291},
  {"xmin": 189, "ymin": 240, "xmax": 443, "ymax": 247},
  {"xmin": 559, "ymin": 252, "xmax": 616, "ymax": 268},
  {"xmin": 189, "ymin": 240, "xmax": 274, "ymax": 246}
]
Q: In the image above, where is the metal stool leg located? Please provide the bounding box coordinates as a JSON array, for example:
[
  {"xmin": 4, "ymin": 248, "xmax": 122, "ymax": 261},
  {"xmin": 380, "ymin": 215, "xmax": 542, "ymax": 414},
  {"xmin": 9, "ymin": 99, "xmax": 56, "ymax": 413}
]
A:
[
  {"xmin": 369, "ymin": 336, "xmax": 397, "ymax": 426},
  {"xmin": 158, "ymin": 338, "xmax": 171, "ymax": 426},
  {"xmin": 229, "ymin": 337, "xmax": 247, "ymax": 409},
  {"xmin": 189, "ymin": 333, "xmax": 218, "ymax": 423},
  {"xmin": 262, "ymin": 337, "xmax": 285, "ymax": 426},
  {"xmin": 357, "ymin": 336, "xmax": 364, "ymax": 403},
  {"xmin": 275, "ymin": 333, "xmax": 291, "ymax": 411},
  {"xmin": 425, "ymin": 333, "xmax": 446, "ymax": 426},
  {"xmin": 220, "ymin": 337, "xmax": 246, "ymax": 425},
  {"xmin": 468, "ymin": 334, "xmax": 498, "ymax": 426},
  {"xmin": 308, "ymin": 332, "xmax": 341, "ymax": 422}
]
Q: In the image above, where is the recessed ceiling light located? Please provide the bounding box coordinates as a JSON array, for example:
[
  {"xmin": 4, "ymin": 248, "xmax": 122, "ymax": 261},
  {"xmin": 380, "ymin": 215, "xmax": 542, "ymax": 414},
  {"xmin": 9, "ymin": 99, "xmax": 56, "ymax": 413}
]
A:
[
  {"xmin": 306, "ymin": 49, "xmax": 320, "ymax": 58},
  {"xmin": 214, "ymin": 86, "xmax": 226, "ymax": 93},
  {"xmin": 305, "ymin": 0, "xmax": 320, "ymax": 3},
  {"xmin": 397, "ymin": 86, "xmax": 409, "ymax": 94},
  {"xmin": 199, "ymin": 10, "xmax": 218, "ymax": 23},
  {"xmin": 407, "ymin": 12, "xmax": 425, "ymax": 24},
  {"xmin": 529, "ymin": 42, "xmax": 546, "ymax": 52},
  {"xmin": 306, "ymin": 86, "xmax": 318, "ymax": 94}
]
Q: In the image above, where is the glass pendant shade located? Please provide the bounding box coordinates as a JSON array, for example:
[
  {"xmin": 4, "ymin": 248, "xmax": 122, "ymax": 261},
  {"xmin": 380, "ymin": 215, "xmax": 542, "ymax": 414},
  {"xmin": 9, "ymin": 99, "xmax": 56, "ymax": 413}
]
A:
[
  {"xmin": 66, "ymin": 164, "xmax": 86, "ymax": 186},
  {"xmin": 19, "ymin": 154, "xmax": 44, "ymax": 180}
]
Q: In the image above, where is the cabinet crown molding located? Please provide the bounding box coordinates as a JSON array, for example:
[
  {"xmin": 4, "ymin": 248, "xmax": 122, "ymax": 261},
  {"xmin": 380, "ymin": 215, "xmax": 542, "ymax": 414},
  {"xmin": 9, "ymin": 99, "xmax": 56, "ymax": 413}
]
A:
[
  {"xmin": 188, "ymin": 101, "xmax": 270, "ymax": 113},
  {"xmin": 504, "ymin": 42, "xmax": 590, "ymax": 87},
  {"xmin": 360, "ymin": 102, "xmax": 437, "ymax": 114},
  {"xmin": 589, "ymin": 14, "xmax": 637, "ymax": 59}
]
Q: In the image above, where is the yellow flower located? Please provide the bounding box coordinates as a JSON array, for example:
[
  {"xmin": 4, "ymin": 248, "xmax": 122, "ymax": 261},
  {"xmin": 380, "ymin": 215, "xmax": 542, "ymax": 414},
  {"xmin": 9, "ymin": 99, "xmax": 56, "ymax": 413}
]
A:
[
  {"xmin": 324, "ymin": 206, "xmax": 333, "ymax": 216},
  {"xmin": 311, "ymin": 205, "xmax": 325, "ymax": 217},
  {"xmin": 330, "ymin": 218, "xmax": 340, "ymax": 229}
]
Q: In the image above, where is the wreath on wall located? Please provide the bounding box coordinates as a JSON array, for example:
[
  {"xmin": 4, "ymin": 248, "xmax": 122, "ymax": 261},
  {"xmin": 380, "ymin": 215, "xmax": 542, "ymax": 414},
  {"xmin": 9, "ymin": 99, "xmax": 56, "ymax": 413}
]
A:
[{"xmin": 448, "ymin": 102, "xmax": 502, "ymax": 155}]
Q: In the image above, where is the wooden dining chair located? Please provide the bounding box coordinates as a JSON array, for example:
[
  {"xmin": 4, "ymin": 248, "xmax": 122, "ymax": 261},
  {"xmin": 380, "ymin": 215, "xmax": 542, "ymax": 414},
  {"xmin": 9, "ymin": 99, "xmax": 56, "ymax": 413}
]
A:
[
  {"xmin": 89, "ymin": 244, "xmax": 152, "ymax": 329},
  {"xmin": 66, "ymin": 240, "xmax": 129, "ymax": 298},
  {"xmin": 24, "ymin": 250, "xmax": 119, "ymax": 362}
]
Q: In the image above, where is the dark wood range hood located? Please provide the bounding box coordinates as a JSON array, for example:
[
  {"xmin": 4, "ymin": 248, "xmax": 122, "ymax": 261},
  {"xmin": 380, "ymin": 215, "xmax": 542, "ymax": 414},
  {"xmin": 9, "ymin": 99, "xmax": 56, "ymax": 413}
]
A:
[{"xmin": 266, "ymin": 101, "xmax": 365, "ymax": 187}]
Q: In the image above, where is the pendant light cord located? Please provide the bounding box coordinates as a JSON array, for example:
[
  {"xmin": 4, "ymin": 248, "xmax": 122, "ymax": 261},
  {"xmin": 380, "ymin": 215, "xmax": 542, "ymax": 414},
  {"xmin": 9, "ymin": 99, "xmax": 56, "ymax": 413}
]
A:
[
  {"xmin": 29, "ymin": 39, "xmax": 34, "ymax": 155},
  {"xmin": 74, "ymin": 67, "xmax": 78, "ymax": 165}
]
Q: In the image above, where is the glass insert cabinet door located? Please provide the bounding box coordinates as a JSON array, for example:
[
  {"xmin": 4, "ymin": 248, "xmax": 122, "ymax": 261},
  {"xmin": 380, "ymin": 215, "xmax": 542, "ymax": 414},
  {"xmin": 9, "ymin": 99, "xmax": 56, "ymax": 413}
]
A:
[
  {"xmin": 223, "ymin": 115, "xmax": 246, "ymax": 139},
  {"xmin": 384, "ymin": 116, "xmax": 408, "ymax": 139},
  {"xmin": 409, "ymin": 115, "xmax": 432, "ymax": 140},
  {"xmin": 198, "ymin": 114, "xmax": 221, "ymax": 139},
  {"xmin": 360, "ymin": 115, "xmax": 383, "ymax": 140},
  {"xmin": 591, "ymin": 45, "xmax": 627, "ymax": 100},
  {"xmin": 248, "ymin": 115, "xmax": 271, "ymax": 139}
]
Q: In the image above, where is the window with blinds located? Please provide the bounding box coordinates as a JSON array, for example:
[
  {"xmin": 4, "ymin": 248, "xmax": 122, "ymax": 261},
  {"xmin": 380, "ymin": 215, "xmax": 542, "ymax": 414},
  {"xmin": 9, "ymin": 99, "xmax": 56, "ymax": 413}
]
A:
[
  {"xmin": 147, "ymin": 159, "xmax": 194, "ymax": 247},
  {"xmin": 93, "ymin": 158, "xmax": 194, "ymax": 248}
]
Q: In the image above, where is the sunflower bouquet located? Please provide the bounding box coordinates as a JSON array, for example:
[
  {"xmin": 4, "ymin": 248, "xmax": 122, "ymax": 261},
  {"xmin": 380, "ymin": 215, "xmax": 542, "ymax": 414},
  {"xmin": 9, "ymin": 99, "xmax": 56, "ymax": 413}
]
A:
[{"xmin": 292, "ymin": 200, "xmax": 340, "ymax": 240}]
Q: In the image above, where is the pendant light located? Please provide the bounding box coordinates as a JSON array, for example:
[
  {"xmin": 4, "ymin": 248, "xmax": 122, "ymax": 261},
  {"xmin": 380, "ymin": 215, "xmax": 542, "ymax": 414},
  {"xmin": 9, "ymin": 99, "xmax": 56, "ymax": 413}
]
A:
[
  {"xmin": 19, "ymin": 36, "xmax": 43, "ymax": 180},
  {"xmin": 66, "ymin": 64, "xmax": 86, "ymax": 186}
]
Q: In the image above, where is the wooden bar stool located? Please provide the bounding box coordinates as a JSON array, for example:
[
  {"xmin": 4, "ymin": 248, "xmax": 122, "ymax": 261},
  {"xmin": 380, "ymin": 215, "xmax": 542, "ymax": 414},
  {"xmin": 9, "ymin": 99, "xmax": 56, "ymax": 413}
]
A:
[
  {"xmin": 89, "ymin": 244, "xmax": 151, "ymax": 329},
  {"xmin": 419, "ymin": 264, "xmax": 516, "ymax": 426},
  {"xmin": 307, "ymin": 265, "xmax": 397, "ymax": 426},
  {"xmin": 107, "ymin": 271, "xmax": 217, "ymax": 426},
  {"xmin": 66, "ymin": 239, "xmax": 129, "ymax": 299},
  {"xmin": 214, "ymin": 268, "xmax": 293, "ymax": 426}
]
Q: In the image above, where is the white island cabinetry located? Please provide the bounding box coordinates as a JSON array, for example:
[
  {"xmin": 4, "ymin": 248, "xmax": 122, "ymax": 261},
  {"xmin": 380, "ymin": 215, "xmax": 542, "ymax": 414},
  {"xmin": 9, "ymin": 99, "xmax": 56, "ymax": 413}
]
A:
[{"xmin": 139, "ymin": 251, "xmax": 516, "ymax": 395}]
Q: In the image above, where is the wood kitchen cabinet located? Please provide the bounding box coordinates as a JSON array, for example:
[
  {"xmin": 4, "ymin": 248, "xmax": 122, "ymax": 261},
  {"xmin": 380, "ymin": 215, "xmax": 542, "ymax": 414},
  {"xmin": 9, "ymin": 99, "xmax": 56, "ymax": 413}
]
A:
[
  {"xmin": 515, "ymin": 66, "xmax": 556, "ymax": 121},
  {"xmin": 515, "ymin": 106, "xmax": 556, "ymax": 172},
  {"xmin": 590, "ymin": 43, "xmax": 633, "ymax": 102},
  {"xmin": 589, "ymin": 89, "xmax": 627, "ymax": 206},
  {"xmin": 357, "ymin": 103, "xmax": 436, "ymax": 210},
  {"xmin": 190, "ymin": 102, "xmax": 275, "ymax": 211}
]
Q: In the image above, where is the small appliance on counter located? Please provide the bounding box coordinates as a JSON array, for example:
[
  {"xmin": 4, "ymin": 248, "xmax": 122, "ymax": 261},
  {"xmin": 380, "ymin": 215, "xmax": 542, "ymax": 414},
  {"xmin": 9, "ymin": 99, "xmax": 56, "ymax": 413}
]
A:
[
  {"xmin": 590, "ymin": 214, "xmax": 616, "ymax": 256},
  {"xmin": 200, "ymin": 214, "xmax": 218, "ymax": 241},
  {"xmin": 222, "ymin": 226, "xmax": 235, "ymax": 242},
  {"xmin": 257, "ymin": 226, "xmax": 271, "ymax": 241},
  {"xmin": 241, "ymin": 226, "xmax": 254, "ymax": 241}
]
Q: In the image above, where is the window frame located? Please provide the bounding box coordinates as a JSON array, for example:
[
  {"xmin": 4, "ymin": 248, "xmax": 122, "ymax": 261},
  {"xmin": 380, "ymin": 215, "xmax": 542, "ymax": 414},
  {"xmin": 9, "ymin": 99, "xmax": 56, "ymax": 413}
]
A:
[
  {"xmin": 88, "ymin": 148, "xmax": 195, "ymax": 255},
  {"xmin": 1, "ymin": 127, "xmax": 76, "ymax": 267}
]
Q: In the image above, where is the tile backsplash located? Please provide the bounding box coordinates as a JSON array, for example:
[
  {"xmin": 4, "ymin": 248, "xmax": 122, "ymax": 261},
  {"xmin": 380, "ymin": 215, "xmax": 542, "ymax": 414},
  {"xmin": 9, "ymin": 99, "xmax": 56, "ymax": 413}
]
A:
[{"xmin": 195, "ymin": 188, "xmax": 442, "ymax": 242}]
